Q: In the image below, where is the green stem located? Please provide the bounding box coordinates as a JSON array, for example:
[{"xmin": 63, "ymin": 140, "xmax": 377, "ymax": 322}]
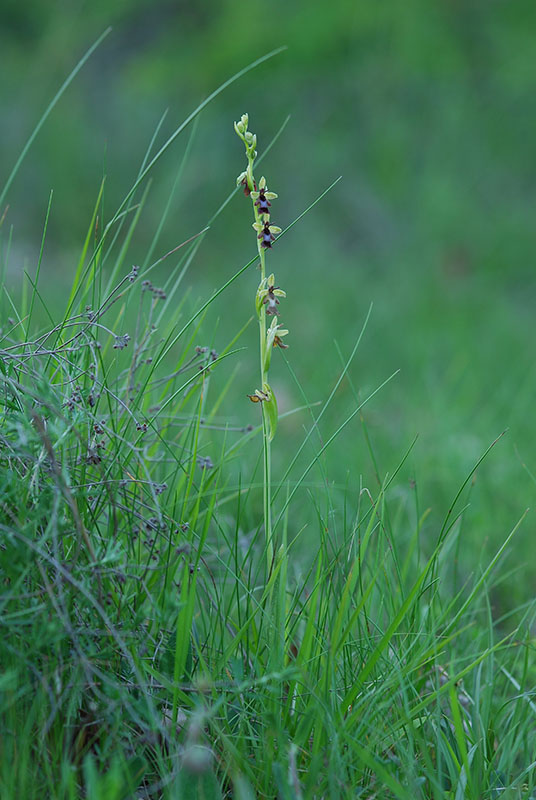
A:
[{"xmin": 246, "ymin": 154, "xmax": 273, "ymax": 573}]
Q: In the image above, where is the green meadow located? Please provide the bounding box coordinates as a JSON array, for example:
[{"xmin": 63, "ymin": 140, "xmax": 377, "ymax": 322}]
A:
[{"xmin": 1, "ymin": 3, "xmax": 535, "ymax": 797}]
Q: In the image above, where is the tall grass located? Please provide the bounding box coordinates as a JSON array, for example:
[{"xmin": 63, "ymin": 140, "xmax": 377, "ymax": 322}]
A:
[{"xmin": 1, "ymin": 43, "xmax": 535, "ymax": 800}]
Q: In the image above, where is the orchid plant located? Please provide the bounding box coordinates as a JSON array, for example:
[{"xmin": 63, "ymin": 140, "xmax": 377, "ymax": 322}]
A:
[{"xmin": 235, "ymin": 114, "xmax": 288, "ymax": 570}]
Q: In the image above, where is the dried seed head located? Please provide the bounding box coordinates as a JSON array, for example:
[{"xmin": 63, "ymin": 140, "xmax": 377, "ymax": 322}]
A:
[
  {"xmin": 86, "ymin": 449, "xmax": 101, "ymax": 465},
  {"xmin": 113, "ymin": 334, "xmax": 131, "ymax": 350}
]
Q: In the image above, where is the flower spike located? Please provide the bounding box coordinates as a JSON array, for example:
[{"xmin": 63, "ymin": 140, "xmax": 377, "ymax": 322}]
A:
[{"xmin": 234, "ymin": 114, "xmax": 288, "ymax": 569}]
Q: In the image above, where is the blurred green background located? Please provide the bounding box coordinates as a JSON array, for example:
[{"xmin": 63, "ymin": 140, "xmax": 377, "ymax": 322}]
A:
[{"xmin": 2, "ymin": 0, "xmax": 536, "ymax": 604}]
